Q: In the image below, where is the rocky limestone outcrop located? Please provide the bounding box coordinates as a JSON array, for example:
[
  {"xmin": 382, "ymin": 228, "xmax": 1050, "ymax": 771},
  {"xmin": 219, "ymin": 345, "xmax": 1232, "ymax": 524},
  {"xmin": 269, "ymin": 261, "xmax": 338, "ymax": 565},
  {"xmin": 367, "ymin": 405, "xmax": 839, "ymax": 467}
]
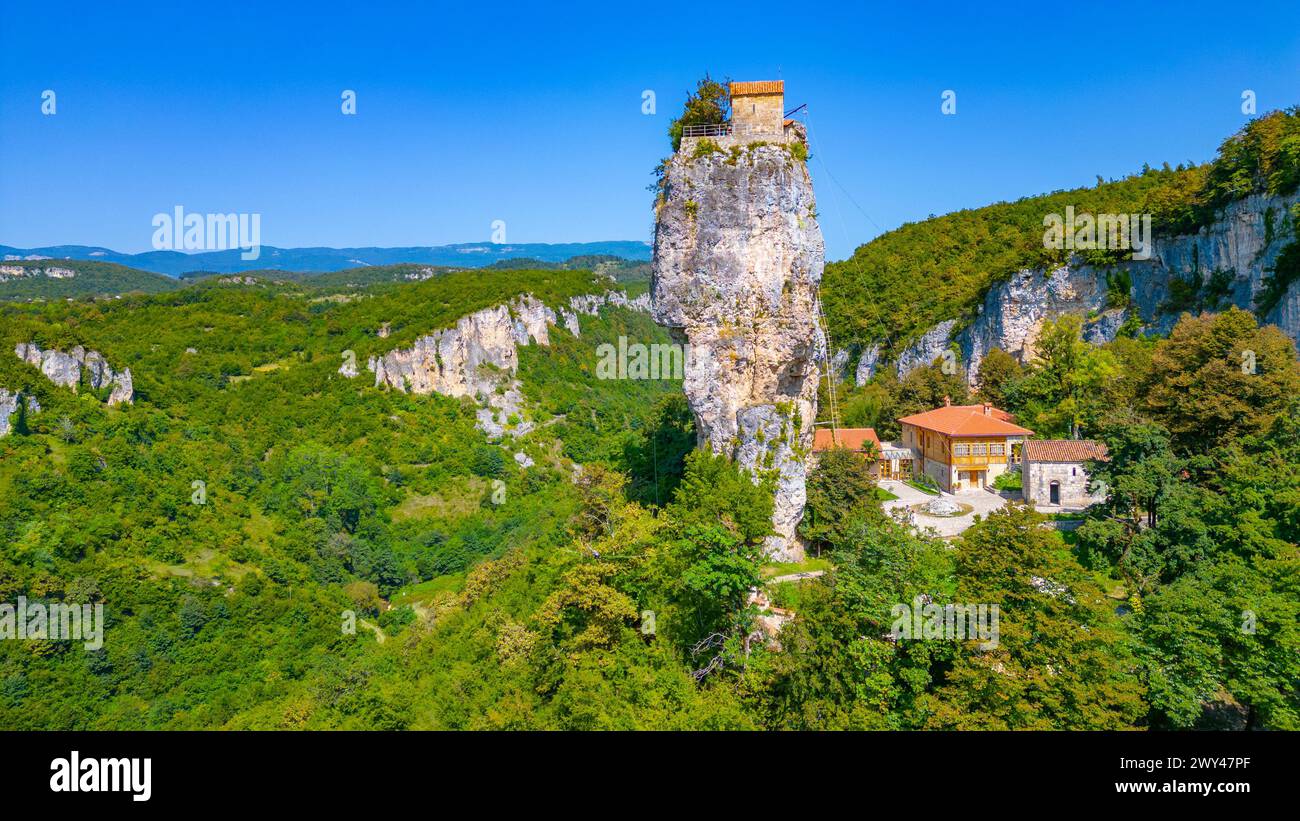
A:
[
  {"xmin": 0, "ymin": 265, "xmax": 76, "ymax": 281},
  {"xmin": 894, "ymin": 319, "xmax": 958, "ymax": 378},
  {"xmin": 828, "ymin": 348, "xmax": 850, "ymax": 382},
  {"xmin": 855, "ymin": 191, "xmax": 1300, "ymax": 386},
  {"xmin": 363, "ymin": 291, "xmax": 647, "ymax": 439},
  {"xmin": 14, "ymin": 342, "xmax": 133, "ymax": 405},
  {"xmin": 959, "ymin": 266, "xmax": 1120, "ymax": 383},
  {"xmin": 562, "ymin": 291, "xmax": 651, "ymax": 338},
  {"xmin": 854, "ymin": 342, "xmax": 881, "ymax": 383},
  {"xmin": 0, "ymin": 389, "xmax": 40, "ymax": 436},
  {"xmin": 652, "ymin": 142, "xmax": 824, "ymax": 561}
]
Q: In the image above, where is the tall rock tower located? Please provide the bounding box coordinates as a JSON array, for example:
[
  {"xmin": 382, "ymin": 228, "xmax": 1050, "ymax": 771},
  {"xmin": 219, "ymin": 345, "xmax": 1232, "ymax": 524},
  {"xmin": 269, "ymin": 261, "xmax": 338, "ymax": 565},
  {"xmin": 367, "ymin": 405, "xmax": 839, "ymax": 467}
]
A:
[{"xmin": 652, "ymin": 80, "xmax": 825, "ymax": 561}]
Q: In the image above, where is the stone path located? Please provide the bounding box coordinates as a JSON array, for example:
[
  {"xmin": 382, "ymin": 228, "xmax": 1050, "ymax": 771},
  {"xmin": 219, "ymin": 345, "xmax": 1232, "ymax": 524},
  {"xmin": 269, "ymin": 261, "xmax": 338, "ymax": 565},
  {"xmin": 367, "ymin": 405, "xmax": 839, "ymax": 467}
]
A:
[
  {"xmin": 357, "ymin": 618, "xmax": 386, "ymax": 644},
  {"xmin": 878, "ymin": 480, "xmax": 1011, "ymax": 538},
  {"xmin": 767, "ymin": 570, "xmax": 826, "ymax": 585},
  {"xmin": 878, "ymin": 479, "xmax": 937, "ymax": 508}
]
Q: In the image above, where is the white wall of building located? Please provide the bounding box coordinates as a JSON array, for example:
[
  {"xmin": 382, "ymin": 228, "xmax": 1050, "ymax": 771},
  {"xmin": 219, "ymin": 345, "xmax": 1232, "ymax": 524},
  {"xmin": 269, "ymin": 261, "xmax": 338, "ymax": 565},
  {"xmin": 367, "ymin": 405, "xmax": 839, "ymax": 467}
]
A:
[{"xmin": 1025, "ymin": 460, "xmax": 1104, "ymax": 508}]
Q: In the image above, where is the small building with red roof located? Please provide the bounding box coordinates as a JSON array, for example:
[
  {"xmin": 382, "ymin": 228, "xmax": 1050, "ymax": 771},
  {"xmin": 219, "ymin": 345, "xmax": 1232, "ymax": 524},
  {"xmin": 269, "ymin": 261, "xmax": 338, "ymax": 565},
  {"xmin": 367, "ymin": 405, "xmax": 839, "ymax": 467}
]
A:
[
  {"xmin": 811, "ymin": 426, "xmax": 884, "ymax": 475},
  {"xmin": 811, "ymin": 426, "xmax": 917, "ymax": 480},
  {"xmin": 812, "ymin": 427, "xmax": 881, "ymax": 454},
  {"xmin": 1022, "ymin": 439, "xmax": 1109, "ymax": 509}
]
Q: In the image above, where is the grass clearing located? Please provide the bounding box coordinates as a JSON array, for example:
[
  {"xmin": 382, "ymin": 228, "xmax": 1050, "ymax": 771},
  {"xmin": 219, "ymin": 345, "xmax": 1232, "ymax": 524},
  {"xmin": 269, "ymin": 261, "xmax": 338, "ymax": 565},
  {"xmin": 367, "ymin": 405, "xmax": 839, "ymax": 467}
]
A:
[
  {"xmin": 392, "ymin": 573, "xmax": 465, "ymax": 606},
  {"xmin": 761, "ymin": 556, "xmax": 833, "ymax": 579},
  {"xmin": 392, "ymin": 476, "xmax": 488, "ymax": 521}
]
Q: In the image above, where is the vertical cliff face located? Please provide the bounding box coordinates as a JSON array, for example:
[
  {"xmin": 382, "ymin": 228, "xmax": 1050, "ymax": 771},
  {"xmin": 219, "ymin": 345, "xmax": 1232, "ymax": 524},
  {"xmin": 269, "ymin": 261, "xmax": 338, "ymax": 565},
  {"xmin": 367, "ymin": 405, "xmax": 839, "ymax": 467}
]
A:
[{"xmin": 652, "ymin": 143, "xmax": 824, "ymax": 561}]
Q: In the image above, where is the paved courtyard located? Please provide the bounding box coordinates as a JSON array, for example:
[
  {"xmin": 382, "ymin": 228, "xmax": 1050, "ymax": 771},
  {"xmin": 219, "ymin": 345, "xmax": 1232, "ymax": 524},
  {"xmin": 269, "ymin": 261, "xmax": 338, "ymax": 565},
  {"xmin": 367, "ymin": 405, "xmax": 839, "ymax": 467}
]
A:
[{"xmin": 878, "ymin": 480, "xmax": 1012, "ymax": 538}]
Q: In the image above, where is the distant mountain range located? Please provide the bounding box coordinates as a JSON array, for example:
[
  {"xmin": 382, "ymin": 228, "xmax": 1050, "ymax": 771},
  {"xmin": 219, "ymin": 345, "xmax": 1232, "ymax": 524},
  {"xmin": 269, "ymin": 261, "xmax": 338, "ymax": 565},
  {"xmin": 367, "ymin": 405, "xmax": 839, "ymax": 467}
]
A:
[{"xmin": 0, "ymin": 241, "xmax": 652, "ymax": 277}]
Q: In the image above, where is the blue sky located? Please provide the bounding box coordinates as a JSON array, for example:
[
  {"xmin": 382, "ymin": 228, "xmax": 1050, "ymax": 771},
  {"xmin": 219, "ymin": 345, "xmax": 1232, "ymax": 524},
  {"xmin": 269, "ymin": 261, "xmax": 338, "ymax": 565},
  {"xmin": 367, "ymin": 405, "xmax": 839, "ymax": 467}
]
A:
[{"xmin": 2, "ymin": 0, "xmax": 1298, "ymax": 261}]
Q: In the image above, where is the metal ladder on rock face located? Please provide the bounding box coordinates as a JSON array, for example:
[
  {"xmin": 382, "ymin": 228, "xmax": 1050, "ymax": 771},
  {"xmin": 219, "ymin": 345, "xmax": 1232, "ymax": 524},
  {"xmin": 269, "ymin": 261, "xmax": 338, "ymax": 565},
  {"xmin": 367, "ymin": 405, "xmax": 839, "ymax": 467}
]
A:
[{"xmin": 800, "ymin": 101, "xmax": 889, "ymax": 448}]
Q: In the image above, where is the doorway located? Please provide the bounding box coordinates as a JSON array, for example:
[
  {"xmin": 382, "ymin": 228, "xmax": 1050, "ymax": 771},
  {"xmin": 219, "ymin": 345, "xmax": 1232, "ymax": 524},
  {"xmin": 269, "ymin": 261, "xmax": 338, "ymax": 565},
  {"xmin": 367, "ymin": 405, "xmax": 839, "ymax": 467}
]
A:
[
  {"xmin": 959, "ymin": 470, "xmax": 985, "ymax": 492},
  {"xmin": 1049, "ymin": 481, "xmax": 1060, "ymax": 505}
]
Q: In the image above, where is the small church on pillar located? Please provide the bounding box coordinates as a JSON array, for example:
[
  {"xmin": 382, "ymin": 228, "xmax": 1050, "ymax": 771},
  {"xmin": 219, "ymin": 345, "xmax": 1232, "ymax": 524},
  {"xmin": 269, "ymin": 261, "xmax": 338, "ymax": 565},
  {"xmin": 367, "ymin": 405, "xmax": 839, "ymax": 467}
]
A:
[
  {"xmin": 729, "ymin": 80, "xmax": 788, "ymax": 139},
  {"xmin": 678, "ymin": 80, "xmax": 805, "ymax": 152}
]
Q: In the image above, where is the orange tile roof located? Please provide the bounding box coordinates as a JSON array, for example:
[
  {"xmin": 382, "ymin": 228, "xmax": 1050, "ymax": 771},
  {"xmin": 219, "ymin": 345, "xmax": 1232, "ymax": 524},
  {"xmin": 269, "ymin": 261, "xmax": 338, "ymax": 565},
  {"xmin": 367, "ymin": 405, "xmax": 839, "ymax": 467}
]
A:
[
  {"xmin": 1023, "ymin": 440, "xmax": 1108, "ymax": 463},
  {"xmin": 812, "ymin": 427, "xmax": 881, "ymax": 453},
  {"xmin": 897, "ymin": 404, "xmax": 1034, "ymax": 437},
  {"xmin": 730, "ymin": 80, "xmax": 784, "ymax": 96}
]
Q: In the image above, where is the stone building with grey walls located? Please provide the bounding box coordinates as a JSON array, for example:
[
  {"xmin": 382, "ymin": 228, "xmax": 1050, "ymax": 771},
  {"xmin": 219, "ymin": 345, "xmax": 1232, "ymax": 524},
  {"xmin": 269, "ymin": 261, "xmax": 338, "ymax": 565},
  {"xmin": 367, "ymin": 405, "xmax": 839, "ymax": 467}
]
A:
[
  {"xmin": 729, "ymin": 81, "xmax": 786, "ymax": 138},
  {"xmin": 1022, "ymin": 440, "xmax": 1108, "ymax": 509}
]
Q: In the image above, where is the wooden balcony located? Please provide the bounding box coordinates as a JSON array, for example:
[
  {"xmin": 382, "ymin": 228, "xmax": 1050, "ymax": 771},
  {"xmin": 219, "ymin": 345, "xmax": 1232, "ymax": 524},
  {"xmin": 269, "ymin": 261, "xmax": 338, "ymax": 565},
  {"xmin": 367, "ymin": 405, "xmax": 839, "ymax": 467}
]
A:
[{"xmin": 952, "ymin": 454, "xmax": 1008, "ymax": 467}]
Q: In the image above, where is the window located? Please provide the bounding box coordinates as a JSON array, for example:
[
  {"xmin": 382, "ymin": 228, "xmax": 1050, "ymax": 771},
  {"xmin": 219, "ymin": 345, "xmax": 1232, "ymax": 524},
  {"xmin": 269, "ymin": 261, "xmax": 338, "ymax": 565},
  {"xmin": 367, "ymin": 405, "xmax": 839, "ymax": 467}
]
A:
[
  {"xmin": 954, "ymin": 444, "xmax": 969, "ymax": 456},
  {"xmin": 973, "ymin": 443, "xmax": 987, "ymax": 456},
  {"xmin": 989, "ymin": 443, "xmax": 1004, "ymax": 456}
]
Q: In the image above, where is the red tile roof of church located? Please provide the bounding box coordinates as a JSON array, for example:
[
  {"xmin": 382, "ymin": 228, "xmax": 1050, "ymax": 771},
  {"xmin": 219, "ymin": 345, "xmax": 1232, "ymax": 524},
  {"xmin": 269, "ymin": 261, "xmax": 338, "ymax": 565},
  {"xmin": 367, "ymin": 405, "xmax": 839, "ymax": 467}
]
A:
[{"xmin": 730, "ymin": 81, "xmax": 784, "ymax": 96}]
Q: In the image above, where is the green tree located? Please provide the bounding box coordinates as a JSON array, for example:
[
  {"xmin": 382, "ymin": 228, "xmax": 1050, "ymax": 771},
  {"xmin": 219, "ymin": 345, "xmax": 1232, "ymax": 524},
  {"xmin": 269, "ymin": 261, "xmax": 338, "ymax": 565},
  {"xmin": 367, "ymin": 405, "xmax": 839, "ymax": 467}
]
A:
[
  {"xmin": 536, "ymin": 561, "xmax": 639, "ymax": 652},
  {"xmin": 752, "ymin": 509, "xmax": 954, "ymax": 730},
  {"xmin": 974, "ymin": 348, "xmax": 1022, "ymax": 408},
  {"xmin": 667, "ymin": 74, "xmax": 730, "ymax": 152},
  {"xmin": 668, "ymin": 451, "xmax": 773, "ymax": 545},
  {"xmin": 836, "ymin": 380, "xmax": 894, "ymax": 432},
  {"xmin": 800, "ymin": 446, "xmax": 878, "ymax": 554},
  {"xmin": 886, "ymin": 362, "xmax": 971, "ymax": 437},
  {"xmin": 1142, "ymin": 307, "xmax": 1300, "ymax": 453},
  {"xmin": 266, "ymin": 443, "xmax": 379, "ymax": 534},
  {"xmin": 1076, "ymin": 420, "xmax": 1212, "ymax": 590},
  {"xmin": 1139, "ymin": 550, "xmax": 1300, "ymax": 729},
  {"xmin": 677, "ymin": 523, "xmax": 763, "ymax": 632},
  {"xmin": 470, "ymin": 444, "xmax": 506, "ymax": 478},
  {"xmin": 926, "ymin": 504, "xmax": 1146, "ymax": 729},
  {"xmin": 624, "ymin": 393, "xmax": 695, "ymax": 507},
  {"xmin": 1003, "ymin": 315, "xmax": 1119, "ymax": 437}
]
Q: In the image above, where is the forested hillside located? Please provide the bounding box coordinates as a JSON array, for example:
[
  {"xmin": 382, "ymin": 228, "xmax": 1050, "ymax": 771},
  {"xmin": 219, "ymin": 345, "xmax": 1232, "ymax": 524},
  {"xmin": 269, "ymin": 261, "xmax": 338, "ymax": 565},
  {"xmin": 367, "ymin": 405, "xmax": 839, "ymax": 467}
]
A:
[
  {"xmin": 3, "ymin": 258, "xmax": 1296, "ymax": 728},
  {"xmin": 823, "ymin": 108, "xmax": 1300, "ymax": 359},
  {"xmin": 0, "ymin": 260, "xmax": 182, "ymax": 301},
  {"xmin": 0, "ymin": 268, "xmax": 686, "ymax": 728}
]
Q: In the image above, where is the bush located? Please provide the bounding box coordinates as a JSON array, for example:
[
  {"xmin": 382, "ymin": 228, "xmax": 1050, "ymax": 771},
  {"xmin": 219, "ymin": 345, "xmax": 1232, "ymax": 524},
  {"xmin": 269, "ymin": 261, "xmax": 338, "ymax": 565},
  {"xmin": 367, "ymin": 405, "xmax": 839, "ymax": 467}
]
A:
[
  {"xmin": 1257, "ymin": 240, "xmax": 1300, "ymax": 316},
  {"xmin": 908, "ymin": 474, "xmax": 940, "ymax": 495},
  {"xmin": 690, "ymin": 140, "xmax": 722, "ymax": 161},
  {"xmin": 993, "ymin": 469, "xmax": 1022, "ymax": 492},
  {"xmin": 470, "ymin": 445, "xmax": 506, "ymax": 479}
]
